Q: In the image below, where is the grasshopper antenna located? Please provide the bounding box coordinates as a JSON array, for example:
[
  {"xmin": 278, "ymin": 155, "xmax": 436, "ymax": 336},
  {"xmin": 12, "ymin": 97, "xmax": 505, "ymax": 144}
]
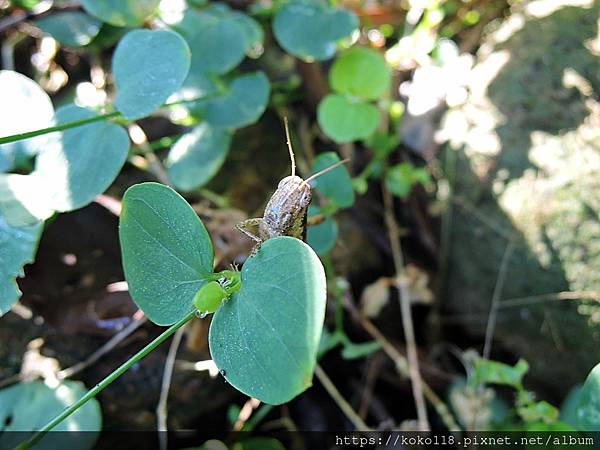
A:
[
  {"xmin": 303, "ymin": 158, "xmax": 350, "ymax": 186},
  {"xmin": 283, "ymin": 117, "xmax": 296, "ymax": 177}
]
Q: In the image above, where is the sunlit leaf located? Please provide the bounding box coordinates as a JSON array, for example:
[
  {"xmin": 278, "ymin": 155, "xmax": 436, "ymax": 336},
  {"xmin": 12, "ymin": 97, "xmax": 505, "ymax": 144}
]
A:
[
  {"xmin": 81, "ymin": 0, "xmax": 160, "ymax": 27},
  {"xmin": 113, "ymin": 29, "xmax": 190, "ymax": 120},
  {"xmin": 273, "ymin": 0, "xmax": 358, "ymax": 61},
  {"xmin": 0, "ymin": 381, "xmax": 101, "ymax": 450},
  {"xmin": 35, "ymin": 105, "xmax": 130, "ymax": 212},
  {"xmin": 0, "ymin": 71, "xmax": 54, "ymax": 172},
  {"xmin": 36, "ymin": 12, "xmax": 102, "ymax": 47},
  {"xmin": 167, "ymin": 123, "xmax": 232, "ymax": 191},
  {"xmin": 317, "ymin": 94, "xmax": 380, "ymax": 143},
  {"xmin": 330, "ymin": 47, "xmax": 391, "ymax": 100},
  {"xmin": 0, "ymin": 211, "xmax": 42, "ymax": 316}
]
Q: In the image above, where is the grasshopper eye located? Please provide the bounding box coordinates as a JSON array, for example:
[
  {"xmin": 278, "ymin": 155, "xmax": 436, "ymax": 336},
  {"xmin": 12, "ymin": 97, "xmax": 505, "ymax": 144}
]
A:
[{"xmin": 299, "ymin": 189, "xmax": 311, "ymax": 207}]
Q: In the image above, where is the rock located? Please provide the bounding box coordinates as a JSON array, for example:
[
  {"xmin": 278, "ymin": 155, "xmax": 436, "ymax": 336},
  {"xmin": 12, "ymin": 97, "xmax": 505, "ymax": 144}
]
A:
[{"xmin": 440, "ymin": 0, "xmax": 600, "ymax": 395}]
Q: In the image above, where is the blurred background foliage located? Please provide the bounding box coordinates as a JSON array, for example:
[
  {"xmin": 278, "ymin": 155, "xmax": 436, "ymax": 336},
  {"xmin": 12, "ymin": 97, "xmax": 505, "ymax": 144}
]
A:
[{"xmin": 2, "ymin": 0, "xmax": 600, "ymax": 446}]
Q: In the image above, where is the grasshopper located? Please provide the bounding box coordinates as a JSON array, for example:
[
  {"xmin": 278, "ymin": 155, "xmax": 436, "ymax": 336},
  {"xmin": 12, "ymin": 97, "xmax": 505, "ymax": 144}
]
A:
[{"xmin": 236, "ymin": 119, "xmax": 349, "ymax": 247}]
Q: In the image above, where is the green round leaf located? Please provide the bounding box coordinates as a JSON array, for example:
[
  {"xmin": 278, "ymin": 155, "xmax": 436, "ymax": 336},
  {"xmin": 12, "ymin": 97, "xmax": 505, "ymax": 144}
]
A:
[
  {"xmin": 209, "ymin": 237, "xmax": 327, "ymax": 404},
  {"xmin": 200, "ymin": 72, "xmax": 270, "ymax": 129},
  {"xmin": 0, "ymin": 71, "xmax": 54, "ymax": 172},
  {"xmin": 35, "ymin": 105, "xmax": 129, "ymax": 212},
  {"xmin": 273, "ymin": 0, "xmax": 358, "ymax": 61},
  {"xmin": 113, "ymin": 29, "xmax": 191, "ymax": 120},
  {"xmin": 119, "ymin": 183, "xmax": 215, "ymax": 325},
  {"xmin": 576, "ymin": 362, "xmax": 600, "ymax": 430},
  {"xmin": 317, "ymin": 94, "xmax": 380, "ymax": 143},
  {"xmin": 0, "ymin": 381, "xmax": 101, "ymax": 450},
  {"xmin": 173, "ymin": 8, "xmax": 246, "ymax": 76},
  {"xmin": 311, "ymin": 152, "xmax": 355, "ymax": 208},
  {"xmin": 82, "ymin": 0, "xmax": 160, "ymax": 27},
  {"xmin": 166, "ymin": 123, "xmax": 232, "ymax": 191},
  {"xmin": 307, "ymin": 205, "xmax": 338, "ymax": 255},
  {"xmin": 36, "ymin": 12, "xmax": 102, "ymax": 47},
  {"xmin": 330, "ymin": 47, "xmax": 391, "ymax": 100},
  {"xmin": 231, "ymin": 11, "xmax": 264, "ymax": 51}
]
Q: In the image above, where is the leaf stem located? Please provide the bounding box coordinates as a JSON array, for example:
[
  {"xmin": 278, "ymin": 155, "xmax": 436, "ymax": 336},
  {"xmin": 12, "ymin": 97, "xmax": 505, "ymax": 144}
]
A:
[
  {"xmin": 14, "ymin": 310, "xmax": 196, "ymax": 450},
  {"xmin": 0, "ymin": 111, "xmax": 122, "ymax": 145},
  {"xmin": 0, "ymin": 96, "xmax": 204, "ymax": 146}
]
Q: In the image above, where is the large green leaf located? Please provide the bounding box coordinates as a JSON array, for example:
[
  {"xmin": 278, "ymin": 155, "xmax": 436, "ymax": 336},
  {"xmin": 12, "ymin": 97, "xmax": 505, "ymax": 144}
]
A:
[
  {"xmin": 330, "ymin": 47, "xmax": 391, "ymax": 100},
  {"xmin": 81, "ymin": 0, "xmax": 160, "ymax": 27},
  {"xmin": 35, "ymin": 105, "xmax": 129, "ymax": 212},
  {"xmin": 119, "ymin": 183, "xmax": 215, "ymax": 325},
  {"xmin": 0, "ymin": 380, "xmax": 101, "ymax": 450},
  {"xmin": 113, "ymin": 30, "xmax": 190, "ymax": 120},
  {"xmin": 273, "ymin": 0, "xmax": 358, "ymax": 61},
  {"xmin": 167, "ymin": 123, "xmax": 232, "ymax": 191},
  {"xmin": 317, "ymin": 94, "xmax": 380, "ymax": 143},
  {"xmin": 311, "ymin": 152, "xmax": 355, "ymax": 208},
  {"xmin": 0, "ymin": 70, "xmax": 54, "ymax": 172},
  {"xmin": 209, "ymin": 237, "xmax": 327, "ymax": 404},
  {"xmin": 36, "ymin": 12, "xmax": 102, "ymax": 47},
  {"xmin": 576, "ymin": 362, "xmax": 600, "ymax": 430},
  {"xmin": 196, "ymin": 72, "xmax": 270, "ymax": 129}
]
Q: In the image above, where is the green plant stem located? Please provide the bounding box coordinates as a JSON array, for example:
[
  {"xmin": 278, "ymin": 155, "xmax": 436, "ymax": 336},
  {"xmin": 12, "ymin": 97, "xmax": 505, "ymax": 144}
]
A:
[
  {"xmin": 0, "ymin": 111, "xmax": 122, "ymax": 145},
  {"xmin": 0, "ymin": 96, "xmax": 203, "ymax": 146},
  {"xmin": 14, "ymin": 310, "xmax": 196, "ymax": 450}
]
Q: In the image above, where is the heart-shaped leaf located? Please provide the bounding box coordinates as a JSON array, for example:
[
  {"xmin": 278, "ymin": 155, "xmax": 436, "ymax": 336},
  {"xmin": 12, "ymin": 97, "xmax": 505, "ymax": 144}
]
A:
[
  {"xmin": 311, "ymin": 152, "xmax": 355, "ymax": 208},
  {"xmin": 166, "ymin": 123, "xmax": 232, "ymax": 191},
  {"xmin": 113, "ymin": 29, "xmax": 191, "ymax": 120},
  {"xmin": 35, "ymin": 105, "xmax": 130, "ymax": 212},
  {"xmin": 209, "ymin": 236, "xmax": 327, "ymax": 404},
  {"xmin": 273, "ymin": 0, "xmax": 358, "ymax": 61},
  {"xmin": 36, "ymin": 12, "xmax": 102, "ymax": 47},
  {"xmin": 0, "ymin": 381, "xmax": 101, "ymax": 450},
  {"xmin": 317, "ymin": 94, "xmax": 380, "ymax": 143},
  {"xmin": 119, "ymin": 183, "xmax": 215, "ymax": 325},
  {"xmin": 82, "ymin": 0, "xmax": 160, "ymax": 27},
  {"xmin": 576, "ymin": 362, "xmax": 600, "ymax": 430},
  {"xmin": 197, "ymin": 72, "xmax": 270, "ymax": 129},
  {"xmin": 0, "ymin": 70, "xmax": 54, "ymax": 172},
  {"xmin": 330, "ymin": 47, "xmax": 391, "ymax": 100}
]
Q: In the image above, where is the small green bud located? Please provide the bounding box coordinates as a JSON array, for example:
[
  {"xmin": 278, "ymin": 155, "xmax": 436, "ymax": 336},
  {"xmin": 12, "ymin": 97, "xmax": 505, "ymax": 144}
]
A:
[{"xmin": 193, "ymin": 281, "xmax": 227, "ymax": 314}]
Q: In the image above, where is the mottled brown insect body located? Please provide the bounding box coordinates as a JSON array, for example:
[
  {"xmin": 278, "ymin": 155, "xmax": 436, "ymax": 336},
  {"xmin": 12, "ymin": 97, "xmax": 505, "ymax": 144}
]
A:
[
  {"xmin": 260, "ymin": 175, "xmax": 312, "ymax": 241},
  {"xmin": 235, "ymin": 119, "xmax": 348, "ymax": 250}
]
